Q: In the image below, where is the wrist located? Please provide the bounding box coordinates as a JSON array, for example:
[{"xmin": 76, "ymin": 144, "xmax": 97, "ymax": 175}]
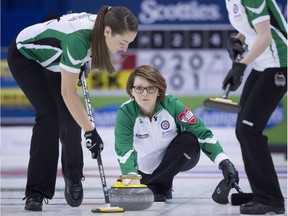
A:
[
  {"xmin": 85, "ymin": 127, "xmax": 95, "ymax": 133},
  {"xmin": 214, "ymin": 153, "xmax": 229, "ymax": 168},
  {"xmin": 233, "ymin": 62, "xmax": 247, "ymax": 71},
  {"xmin": 83, "ymin": 121, "xmax": 95, "ymax": 133},
  {"xmin": 233, "ymin": 61, "xmax": 246, "ymax": 65},
  {"xmin": 84, "ymin": 128, "xmax": 96, "ymax": 138}
]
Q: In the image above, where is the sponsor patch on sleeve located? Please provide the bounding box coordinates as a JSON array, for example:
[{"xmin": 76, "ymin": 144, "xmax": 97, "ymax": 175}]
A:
[{"xmin": 178, "ymin": 108, "xmax": 197, "ymax": 124}]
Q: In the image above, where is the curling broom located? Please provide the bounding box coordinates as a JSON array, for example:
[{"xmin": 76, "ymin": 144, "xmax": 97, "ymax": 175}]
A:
[
  {"xmin": 203, "ymin": 54, "xmax": 244, "ymax": 113},
  {"xmin": 203, "ymin": 83, "xmax": 241, "ymax": 113},
  {"xmin": 230, "ymin": 182, "xmax": 254, "ymax": 205},
  {"xmin": 212, "ymin": 175, "xmax": 253, "ymax": 205},
  {"xmin": 80, "ymin": 71, "xmax": 124, "ymax": 213}
]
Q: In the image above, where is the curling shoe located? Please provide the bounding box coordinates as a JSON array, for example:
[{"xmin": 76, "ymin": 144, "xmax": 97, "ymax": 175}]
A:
[
  {"xmin": 240, "ymin": 200, "xmax": 285, "ymax": 215},
  {"xmin": 64, "ymin": 176, "xmax": 83, "ymax": 207},
  {"xmin": 148, "ymin": 185, "xmax": 167, "ymax": 202},
  {"xmin": 24, "ymin": 193, "xmax": 48, "ymax": 211},
  {"xmin": 164, "ymin": 188, "xmax": 173, "ymax": 200},
  {"xmin": 154, "ymin": 194, "xmax": 166, "ymax": 202}
]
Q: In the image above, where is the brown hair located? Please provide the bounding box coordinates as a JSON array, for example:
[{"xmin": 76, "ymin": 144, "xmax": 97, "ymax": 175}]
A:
[
  {"xmin": 126, "ymin": 65, "xmax": 167, "ymax": 101},
  {"xmin": 91, "ymin": 6, "xmax": 138, "ymax": 74}
]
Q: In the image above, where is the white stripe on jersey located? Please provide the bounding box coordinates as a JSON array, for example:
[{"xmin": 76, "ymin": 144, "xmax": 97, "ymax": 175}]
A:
[
  {"xmin": 16, "ymin": 43, "xmax": 62, "ymax": 67},
  {"xmin": 67, "ymin": 47, "xmax": 83, "ymax": 65},
  {"xmin": 245, "ymin": 1, "xmax": 266, "ymax": 14}
]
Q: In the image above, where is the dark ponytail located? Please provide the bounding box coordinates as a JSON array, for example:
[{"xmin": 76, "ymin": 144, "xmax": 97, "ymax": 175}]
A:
[{"xmin": 91, "ymin": 5, "xmax": 138, "ymax": 74}]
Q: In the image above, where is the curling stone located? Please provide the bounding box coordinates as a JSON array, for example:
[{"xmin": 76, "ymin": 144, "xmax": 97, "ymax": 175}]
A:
[{"xmin": 108, "ymin": 181, "xmax": 154, "ymax": 211}]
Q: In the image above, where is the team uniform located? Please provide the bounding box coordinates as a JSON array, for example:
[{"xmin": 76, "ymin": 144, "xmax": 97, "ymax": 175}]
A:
[
  {"xmin": 115, "ymin": 95, "xmax": 229, "ymax": 192},
  {"xmin": 226, "ymin": 0, "xmax": 287, "ymax": 70},
  {"xmin": 16, "ymin": 12, "xmax": 95, "ymax": 72},
  {"xmin": 226, "ymin": 0, "xmax": 286, "ymax": 207},
  {"xmin": 7, "ymin": 12, "xmax": 96, "ymax": 199}
]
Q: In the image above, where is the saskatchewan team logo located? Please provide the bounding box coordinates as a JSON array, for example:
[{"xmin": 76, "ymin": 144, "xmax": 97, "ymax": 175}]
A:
[{"xmin": 178, "ymin": 108, "xmax": 197, "ymax": 124}]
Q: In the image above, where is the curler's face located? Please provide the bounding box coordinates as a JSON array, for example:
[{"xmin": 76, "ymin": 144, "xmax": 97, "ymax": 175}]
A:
[
  {"xmin": 131, "ymin": 76, "xmax": 159, "ymax": 117},
  {"xmin": 104, "ymin": 26, "xmax": 137, "ymax": 53}
]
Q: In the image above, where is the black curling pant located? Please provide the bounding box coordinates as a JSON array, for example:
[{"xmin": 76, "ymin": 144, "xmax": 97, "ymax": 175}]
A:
[
  {"xmin": 236, "ymin": 68, "xmax": 286, "ymax": 207},
  {"xmin": 139, "ymin": 132, "xmax": 200, "ymax": 192},
  {"xmin": 7, "ymin": 39, "xmax": 84, "ymax": 199}
]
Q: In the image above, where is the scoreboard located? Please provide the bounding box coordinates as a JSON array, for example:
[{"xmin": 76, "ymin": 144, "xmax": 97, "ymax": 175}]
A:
[
  {"xmin": 133, "ymin": 26, "xmax": 237, "ymax": 49},
  {"xmin": 124, "ymin": 26, "xmax": 241, "ymax": 96}
]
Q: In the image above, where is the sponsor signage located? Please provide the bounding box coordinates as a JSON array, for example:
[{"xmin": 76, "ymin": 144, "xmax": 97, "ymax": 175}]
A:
[
  {"xmin": 92, "ymin": 101, "xmax": 286, "ymax": 131},
  {"xmin": 137, "ymin": 0, "xmax": 227, "ymax": 25}
]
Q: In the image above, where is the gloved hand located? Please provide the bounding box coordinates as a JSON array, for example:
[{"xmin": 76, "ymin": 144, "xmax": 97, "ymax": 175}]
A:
[
  {"xmin": 84, "ymin": 128, "xmax": 103, "ymax": 159},
  {"xmin": 120, "ymin": 173, "xmax": 142, "ymax": 186},
  {"xmin": 219, "ymin": 159, "xmax": 239, "ymax": 186},
  {"xmin": 222, "ymin": 62, "xmax": 247, "ymax": 91},
  {"xmin": 227, "ymin": 37, "xmax": 245, "ymax": 61},
  {"xmin": 78, "ymin": 61, "xmax": 90, "ymax": 86}
]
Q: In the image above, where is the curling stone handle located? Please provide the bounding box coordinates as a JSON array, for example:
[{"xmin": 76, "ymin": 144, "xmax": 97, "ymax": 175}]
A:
[{"xmin": 119, "ymin": 174, "xmax": 142, "ymax": 180}]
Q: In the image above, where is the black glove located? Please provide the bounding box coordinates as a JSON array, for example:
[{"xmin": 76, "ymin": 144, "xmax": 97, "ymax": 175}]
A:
[
  {"xmin": 78, "ymin": 62, "xmax": 90, "ymax": 86},
  {"xmin": 222, "ymin": 62, "xmax": 247, "ymax": 91},
  {"xmin": 227, "ymin": 37, "xmax": 245, "ymax": 61},
  {"xmin": 219, "ymin": 159, "xmax": 239, "ymax": 186},
  {"xmin": 84, "ymin": 128, "xmax": 104, "ymax": 159}
]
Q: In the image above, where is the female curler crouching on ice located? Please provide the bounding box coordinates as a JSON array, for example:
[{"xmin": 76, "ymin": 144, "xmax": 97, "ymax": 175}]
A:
[{"xmin": 114, "ymin": 65, "xmax": 239, "ymax": 202}]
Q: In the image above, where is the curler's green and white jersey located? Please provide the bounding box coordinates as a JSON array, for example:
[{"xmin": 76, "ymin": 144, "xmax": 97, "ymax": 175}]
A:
[
  {"xmin": 225, "ymin": 0, "xmax": 287, "ymax": 71},
  {"xmin": 16, "ymin": 12, "xmax": 96, "ymax": 73},
  {"xmin": 115, "ymin": 95, "xmax": 229, "ymax": 175}
]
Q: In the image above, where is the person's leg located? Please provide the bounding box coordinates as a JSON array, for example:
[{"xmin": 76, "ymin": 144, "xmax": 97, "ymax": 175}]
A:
[
  {"xmin": 7, "ymin": 39, "xmax": 60, "ymax": 210},
  {"xmin": 236, "ymin": 68, "xmax": 286, "ymax": 214},
  {"xmin": 140, "ymin": 132, "xmax": 200, "ymax": 201},
  {"xmin": 44, "ymin": 71, "xmax": 84, "ymax": 207},
  {"xmin": 44, "ymin": 71, "xmax": 84, "ymax": 181}
]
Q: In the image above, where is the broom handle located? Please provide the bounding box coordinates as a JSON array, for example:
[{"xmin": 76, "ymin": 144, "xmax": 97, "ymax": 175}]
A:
[
  {"xmin": 233, "ymin": 181, "xmax": 243, "ymax": 194},
  {"xmin": 81, "ymin": 72, "xmax": 110, "ymax": 204},
  {"xmin": 222, "ymin": 83, "xmax": 231, "ymax": 99},
  {"xmin": 222, "ymin": 53, "xmax": 243, "ymax": 99},
  {"xmin": 97, "ymin": 154, "xmax": 110, "ymax": 204}
]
